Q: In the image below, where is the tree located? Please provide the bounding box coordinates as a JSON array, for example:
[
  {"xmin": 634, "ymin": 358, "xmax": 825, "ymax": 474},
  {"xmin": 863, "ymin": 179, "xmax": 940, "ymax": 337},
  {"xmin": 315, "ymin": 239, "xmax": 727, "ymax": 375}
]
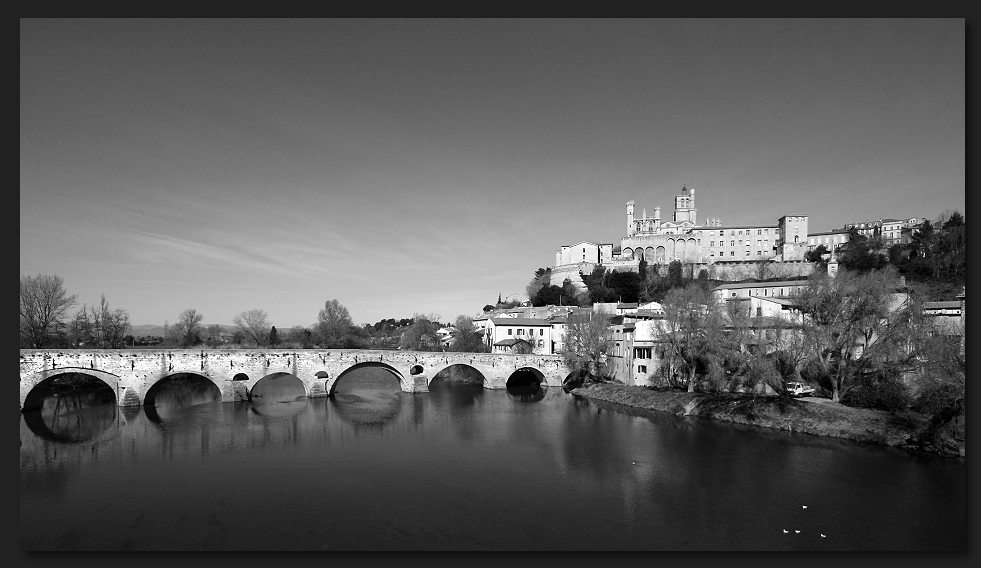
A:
[
  {"xmin": 836, "ymin": 228, "xmax": 887, "ymax": 274},
  {"xmin": 169, "ymin": 309, "xmax": 204, "ymax": 348},
  {"xmin": 287, "ymin": 325, "xmax": 315, "ymax": 348},
  {"xmin": 204, "ymin": 324, "xmax": 224, "ymax": 347},
  {"xmin": 233, "ymin": 308, "xmax": 272, "ymax": 347},
  {"xmin": 532, "ymin": 284, "xmax": 578, "ymax": 307},
  {"xmin": 525, "ymin": 268, "xmax": 552, "ymax": 304},
  {"xmin": 400, "ymin": 313, "xmax": 442, "ymax": 351},
  {"xmin": 667, "ymin": 260, "xmax": 684, "ymax": 289},
  {"xmin": 638, "ymin": 265, "xmax": 666, "ymax": 304},
  {"xmin": 66, "ymin": 304, "xmax": 92, "ymax": 348},
  {"xmin": 655, "ymin": 283, "xmax": 728, "ymax": 392},
  {"xmin": 268, "ymin": 326, "xmax": 278, "ymax": 346},
  {"xmin": 20, "ymin": 274, "xmax": 78, "ymax": 348},
  {"xmin": 450, "ymin": 315, "xmax": 488, "ymax": 353},
  {"xmin": 912, "ymin": 316, "xmax": 965, "ymax": 440},
  {"xmin": 607, "ymin": 270, "xmax": 640, "ymax": 303},
  {"xmin": 792, "ymin": 268, "xmax": 915, "ymax": 403},
  {"xmin": 102, "ymin": 306, "xmax": 131, "ymax": 348},
  {"xmin": 318, "ymin": 299, "xmax": 355, "ymax": 348},
  {"xmin": 83, "ymin": 294, "xmax": 130, "ymax": 349},
  {"xmin": 804, "ymin": 244, "xmax": 830, "ymax": 270},
  {"xmin": 562, "ymin": 308, "xmax": 613, "ymax": 383}
]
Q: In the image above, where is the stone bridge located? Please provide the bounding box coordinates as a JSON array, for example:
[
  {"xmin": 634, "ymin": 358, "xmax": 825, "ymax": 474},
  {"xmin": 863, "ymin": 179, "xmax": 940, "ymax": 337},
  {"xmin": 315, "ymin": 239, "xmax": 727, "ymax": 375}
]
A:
[{"xmin": 19, "ymin": 349, "xmax": 572, "ymax": 411}]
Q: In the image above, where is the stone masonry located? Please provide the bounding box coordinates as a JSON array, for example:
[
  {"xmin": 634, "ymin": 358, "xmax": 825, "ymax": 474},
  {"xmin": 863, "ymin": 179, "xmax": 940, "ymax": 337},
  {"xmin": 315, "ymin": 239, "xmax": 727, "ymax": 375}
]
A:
[{"xmin": 19, "ymin": 349, "xmax": 569, "ymax": 411}]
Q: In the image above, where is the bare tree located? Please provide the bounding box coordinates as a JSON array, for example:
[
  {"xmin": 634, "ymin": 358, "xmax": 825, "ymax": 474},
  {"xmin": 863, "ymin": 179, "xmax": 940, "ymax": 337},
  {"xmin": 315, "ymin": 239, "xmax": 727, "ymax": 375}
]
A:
[
  {"xmin": 562, "ymin": 308, "xmax": 613, "ymax": 383},
  {"xmin": 84, "ymin": 294, "xmax": 129, "ymax": 348},
  {"xmin": 793, "ymin": 268, "xmax": 915, "ymax": 402},
  {"xmin": 103, "ymin": 307, "xmax": 131, "ymax": 348},
  {"xmin": 66, "ymin": 304, "xmax": 92, "ymax": 348},
  {"xmin": 169, "ymin": 309, "xmax": 204, "ymax": 348},
  {"xmin": 88, "ymin": 294, "xmax": 110, "ymax": 348},
  {"xmin": 655, "ymin": 283, "xmax": 727, "ymax": 392},
  {"xmin": 20, "ymin": 274, "xmax": 78, "ymax": 348},
  {"xmin": 754, "ymin": 255, "xmax": 775, "ymax": 281},
  {"xmin": 233, "ymin": 309, "xmax": 272, "ymax": 347}
]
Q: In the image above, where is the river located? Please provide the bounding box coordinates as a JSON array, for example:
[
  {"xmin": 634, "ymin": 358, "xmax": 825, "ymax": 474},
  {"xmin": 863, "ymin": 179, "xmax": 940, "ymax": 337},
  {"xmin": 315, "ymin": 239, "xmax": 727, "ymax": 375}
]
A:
[{"xmin": 19, "ymin": 368, "xmax": 965, "ymax": 551}]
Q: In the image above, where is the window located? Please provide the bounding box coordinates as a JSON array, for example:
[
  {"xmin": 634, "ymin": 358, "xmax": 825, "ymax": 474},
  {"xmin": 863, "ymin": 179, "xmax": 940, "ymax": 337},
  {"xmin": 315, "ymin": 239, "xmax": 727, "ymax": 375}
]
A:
[
  {"xmin": 507, "ymin": 329, "xmax": 512, "ymax": 335},
  {"xmin": 730, "ymin": 240, "xmax": 735, "ymax": 246},
  {"xmin": 638, "ymin": 365, "xmax": 647, "ymax": 374},
  {"xmin": 757, "ymin": 250, "xmax": 762, "ymax": 256},
  {"xmin": 730, "ymin": 251, "xmax": 735, "ymax": 256},
  {"xmin": 719, "ymin": 230, "xmax": 724, "ymax": 236},
  {"xmin": 757, "ymin": 229, "xmax": 762, "ymax": 235},
  {"xmin": 539, "ymin": 329, "xmax": 544, "ymax": 335},
  {"xmin": 745, "ymin": 250, "xmax": 750, "ymax": 256}
]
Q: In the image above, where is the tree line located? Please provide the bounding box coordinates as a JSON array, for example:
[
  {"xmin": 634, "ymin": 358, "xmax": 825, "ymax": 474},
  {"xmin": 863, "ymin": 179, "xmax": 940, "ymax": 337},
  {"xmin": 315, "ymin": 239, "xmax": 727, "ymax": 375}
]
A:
[{"xmin": 19, "ymin": 278, "xmax": 489, "ymax": 354}]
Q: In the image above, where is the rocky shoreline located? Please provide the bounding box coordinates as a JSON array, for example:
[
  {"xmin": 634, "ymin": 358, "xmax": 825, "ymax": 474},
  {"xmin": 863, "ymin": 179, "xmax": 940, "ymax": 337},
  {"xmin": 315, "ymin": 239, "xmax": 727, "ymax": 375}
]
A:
[{"xmin": 570, "ymin": 382, "xmax": 965, "ymax": 460}]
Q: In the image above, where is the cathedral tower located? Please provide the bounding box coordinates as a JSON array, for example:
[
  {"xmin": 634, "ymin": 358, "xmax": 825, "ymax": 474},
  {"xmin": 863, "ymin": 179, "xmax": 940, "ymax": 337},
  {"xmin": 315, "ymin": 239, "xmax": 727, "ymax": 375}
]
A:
[{"xmin": 673, "ymin": 185, "xmax": 696, "ymax": 224}]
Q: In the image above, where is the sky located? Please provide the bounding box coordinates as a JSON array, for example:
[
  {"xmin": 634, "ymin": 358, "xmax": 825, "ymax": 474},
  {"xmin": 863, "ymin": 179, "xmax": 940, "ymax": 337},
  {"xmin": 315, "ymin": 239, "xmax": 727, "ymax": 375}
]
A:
[{"xmin": 20, "ymin": 19, "xmax": 965, "ymax": 328}]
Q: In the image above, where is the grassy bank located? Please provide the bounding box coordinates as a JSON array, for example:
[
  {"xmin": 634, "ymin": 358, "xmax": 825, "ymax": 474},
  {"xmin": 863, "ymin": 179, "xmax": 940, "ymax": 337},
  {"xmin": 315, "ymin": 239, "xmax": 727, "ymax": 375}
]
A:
[{"xmin": 570, "ymin": 383, "xmax": 965, "ymax": 459}]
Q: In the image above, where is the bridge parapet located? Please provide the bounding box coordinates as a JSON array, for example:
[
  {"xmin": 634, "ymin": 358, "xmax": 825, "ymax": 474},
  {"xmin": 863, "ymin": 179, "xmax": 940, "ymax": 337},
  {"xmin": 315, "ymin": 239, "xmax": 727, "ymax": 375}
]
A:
[{"xmin": 19, "ymin": 349, "xmax": 569, "ymax": 410}]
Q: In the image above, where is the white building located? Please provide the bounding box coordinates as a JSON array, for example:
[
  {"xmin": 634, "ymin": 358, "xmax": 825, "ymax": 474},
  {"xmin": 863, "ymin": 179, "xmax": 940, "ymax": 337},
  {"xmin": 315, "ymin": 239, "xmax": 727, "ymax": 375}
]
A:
[{"xmin": 486, "ymin": 317, "xmax": 553, "ymax": 354}]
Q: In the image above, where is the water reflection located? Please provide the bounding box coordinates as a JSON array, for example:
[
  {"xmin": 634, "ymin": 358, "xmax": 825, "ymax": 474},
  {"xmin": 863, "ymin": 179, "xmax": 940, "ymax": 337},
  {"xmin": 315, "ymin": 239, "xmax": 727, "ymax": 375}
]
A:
[
  {"xmin": 19, "ymin": 367, "xmax": 966, "ymax": 552},
  {"xmin": 505, "ymin": 383, "xmax": 545, "ymax": 403},
  {"xmin": 250, "ymin": 373, "xmax": 308, "ymax": 418},
  {"xmin": 21, "ymin": 374, "xmax": 117, "ymax": 443},
  {"xmin": 143, "ymin": 373, "xmax": 222, "ymax": 426},
  {"xmin": 331, "ymin": 367, "xmax": 403, "ymax": 426}
]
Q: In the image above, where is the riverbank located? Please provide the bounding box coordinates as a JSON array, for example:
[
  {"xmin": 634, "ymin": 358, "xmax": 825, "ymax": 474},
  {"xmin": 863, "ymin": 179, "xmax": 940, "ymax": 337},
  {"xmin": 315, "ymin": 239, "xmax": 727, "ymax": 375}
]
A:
[{"xmin": 570, "ymin": 383, "xmax": 965, "ymax": 459}]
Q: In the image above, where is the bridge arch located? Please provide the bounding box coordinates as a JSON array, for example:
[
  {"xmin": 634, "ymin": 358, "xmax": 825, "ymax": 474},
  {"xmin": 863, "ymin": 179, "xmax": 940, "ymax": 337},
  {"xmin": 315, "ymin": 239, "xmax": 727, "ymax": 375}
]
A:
[
  {"xmin": 506, "ymin": 366, "xmax": 546, "ymax": 387},
  {"xmin": 142, "ymin": 372, "xmax": 223, "ymax": 409},
  {"xmin": 427, "ymin": 363, "xmax": 489, "ymax": 388},
  {"xmin": 251, "ymin": 372, "xmax": 306, "ymax": 402},
  {"xmin": 21, "ymin": 368, "xmax": 122, "ymax": 412},
  {"xmin": 328, "ymin": 361, "xmax": 407, "ymax": 396}
]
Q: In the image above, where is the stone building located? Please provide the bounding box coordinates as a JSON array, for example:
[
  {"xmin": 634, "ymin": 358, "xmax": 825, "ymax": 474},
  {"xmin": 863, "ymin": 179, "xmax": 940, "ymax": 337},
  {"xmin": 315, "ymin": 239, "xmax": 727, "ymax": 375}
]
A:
[
  {"xmin": 551, "ymin": 184, "xmax": 812, "ymax": 289},
  {"xmin": 843, "ymin": 217, "xmax": 923, "ymax": 246}
]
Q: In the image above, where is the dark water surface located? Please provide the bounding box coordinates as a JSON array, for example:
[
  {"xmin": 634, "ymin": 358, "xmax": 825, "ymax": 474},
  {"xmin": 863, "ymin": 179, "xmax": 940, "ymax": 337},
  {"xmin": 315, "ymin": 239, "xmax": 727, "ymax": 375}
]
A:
[{"xmin": 20, "ymin": 369, "xmax": 965, "ymax": 551}]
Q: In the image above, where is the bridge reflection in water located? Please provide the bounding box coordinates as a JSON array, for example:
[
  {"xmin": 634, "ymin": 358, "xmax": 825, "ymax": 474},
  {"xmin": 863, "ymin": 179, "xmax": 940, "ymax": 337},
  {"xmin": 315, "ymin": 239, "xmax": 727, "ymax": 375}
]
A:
[{"xmin": 20, "ymin": 364, "xmax": 966, "ymax": 551}]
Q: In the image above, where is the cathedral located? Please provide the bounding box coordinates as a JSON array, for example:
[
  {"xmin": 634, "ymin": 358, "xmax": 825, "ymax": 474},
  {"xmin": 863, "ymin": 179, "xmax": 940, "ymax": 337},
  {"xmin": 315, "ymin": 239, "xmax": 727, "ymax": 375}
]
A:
[{"xmin": 554, "ymin": 185, "xmax": 810, "ymax": 277}]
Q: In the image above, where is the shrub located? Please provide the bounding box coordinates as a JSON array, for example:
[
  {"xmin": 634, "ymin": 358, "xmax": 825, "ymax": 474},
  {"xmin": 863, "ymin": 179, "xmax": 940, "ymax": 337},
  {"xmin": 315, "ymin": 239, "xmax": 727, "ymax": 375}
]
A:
[{"xmin": 841, "ymin": 367, "xmax": 911, "ymax": 412}]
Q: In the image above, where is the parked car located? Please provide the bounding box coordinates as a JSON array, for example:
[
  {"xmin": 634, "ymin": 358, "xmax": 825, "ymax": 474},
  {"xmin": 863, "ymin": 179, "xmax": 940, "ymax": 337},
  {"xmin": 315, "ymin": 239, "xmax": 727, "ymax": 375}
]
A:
[{"xmin": 787, "ymin": 381, "xmax": 815, "ymax": 397}]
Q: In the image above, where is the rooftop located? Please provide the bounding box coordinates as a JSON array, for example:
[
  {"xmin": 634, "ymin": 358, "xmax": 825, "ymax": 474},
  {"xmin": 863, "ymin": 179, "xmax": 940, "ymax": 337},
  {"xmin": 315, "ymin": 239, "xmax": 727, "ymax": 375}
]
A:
[{"xmin": 489, "ymin": 317, "xmax": 552, "ymax": 326}]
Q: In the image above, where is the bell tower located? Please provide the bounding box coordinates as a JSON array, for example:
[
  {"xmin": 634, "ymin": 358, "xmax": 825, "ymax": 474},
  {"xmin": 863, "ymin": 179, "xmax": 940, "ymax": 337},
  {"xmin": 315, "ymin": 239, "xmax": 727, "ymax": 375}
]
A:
[{"xmin": 673, "ymin": 185, "xmax": 696, "ymax": 224}]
